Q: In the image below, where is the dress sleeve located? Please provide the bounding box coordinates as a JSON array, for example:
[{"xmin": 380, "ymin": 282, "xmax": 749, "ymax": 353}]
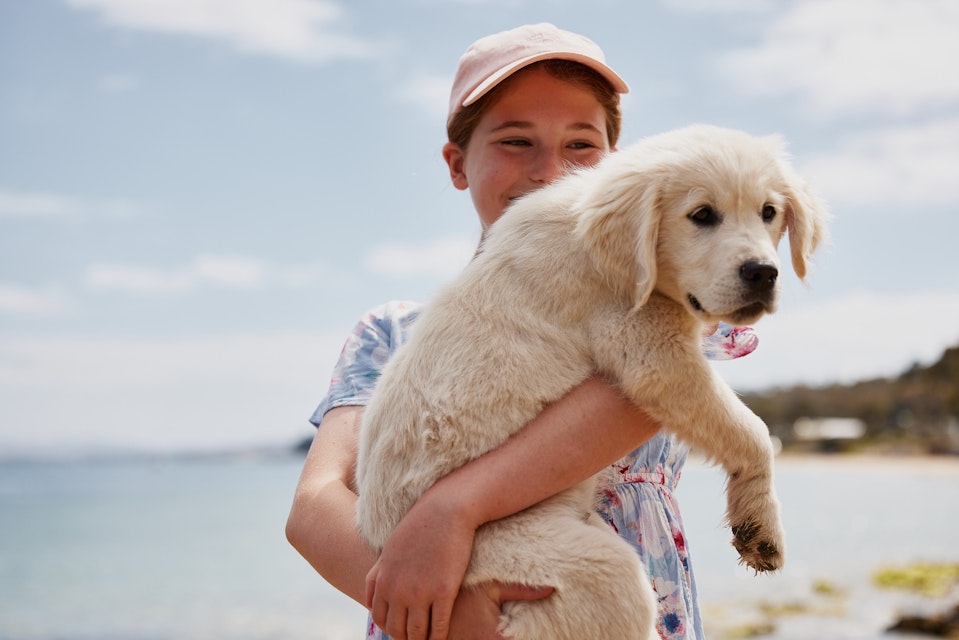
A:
[{"xmin": 310, "ymin": 301, "xmax": 420, "ymax": 427}]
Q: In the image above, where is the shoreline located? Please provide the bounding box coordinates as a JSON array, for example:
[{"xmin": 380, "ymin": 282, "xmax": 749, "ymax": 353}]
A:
[
  {"xmin": 687, "ymin": 451, "xmax": 959, "ymax": 475},
  {"xmin": 684, "ymin": 451, "xmax": 959, "ymax": 638}
]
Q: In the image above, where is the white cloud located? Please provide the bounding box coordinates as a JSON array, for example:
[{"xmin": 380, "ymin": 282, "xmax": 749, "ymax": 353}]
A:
[
  {"xmin": 394, "ymin": 71, "xmax": 452, "ymax": 121},
  {"xmin": 715, "ymin": 290, "xmax": 959, "ymax": 391},
  {"xmin": 0, "ymin": 285, "xmax": 70, "ymax": 315},
  {"xmin": 190, "ymin": 255, "xmax": 267, "ymax": 288},
  {"xmin": 85, "ymin": 256, "xmax": 265, "ymax": 294},
  {"xmin": 0, "ymin": 330, "xmax": 330, "ymax": 389},
  {"xmin": 0, "ymin": 329, "xmax": 346, "ymax": 454},
  {"xmin": 0, "ymin": 188, "xmax": 139, "ymax": 219},
  {"xmin": 415, "ymin": 0, "xmax": 524, "ymax": 5},
  {"xmin": 364, "ymin": 235, "xmax": 476, "ymax": 279},
  {"xmin": 65, "ymin": 0, "xmax": 382, "ymax": 64},
  {"xmin": 662, "ymin": 0, "xmax": 775, "ymax": 12},
  {"xmin": 717, "ymin": 0, "xmax": 959, "ymax": 118},
  {"xmin": 798, "ymin": 116, "xmax": 959, "ymax": 209},
  {"xmin": 98, "ymin": 72, "xmax": 140, "ymax": 93},
  {"xmin": 85, "ymin": 256, "xmax": 261, "ymax": 294},
  {"xmin": 83, "ymin": 255, "xmax": 328, "ymax": 294}
]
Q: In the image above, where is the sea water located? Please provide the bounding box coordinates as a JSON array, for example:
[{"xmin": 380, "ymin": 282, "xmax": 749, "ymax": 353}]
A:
[
  {"xmin": 1, "ymin": 454, "xmax": 956, "ymax": 639},
  {"xmin": 0, "ymin": 455, "xmax": 365, "ymax": 640}
]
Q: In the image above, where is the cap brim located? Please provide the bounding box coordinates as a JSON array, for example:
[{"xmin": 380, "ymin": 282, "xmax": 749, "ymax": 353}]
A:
[{"xmin": 461, "ymin": 51, "xmax": 630, "ymax": 108}]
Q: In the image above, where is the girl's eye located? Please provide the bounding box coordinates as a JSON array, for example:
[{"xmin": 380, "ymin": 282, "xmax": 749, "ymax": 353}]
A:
[
  {"xmin": 568, "ymin": 141, "xmax": 597, "ymax": 150},
  {"xmin": 761, "ymin": 204, "xmax": 777, "ymax": 223},
  {"xmin": 501, "ymin": 138, "xmax": 531, "ymax": 147}
]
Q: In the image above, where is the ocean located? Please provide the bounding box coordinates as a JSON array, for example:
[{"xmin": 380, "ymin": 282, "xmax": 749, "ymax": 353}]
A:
[{"xmin": 1, "ymin": 453, "xmax": 957, "ymax": 640}]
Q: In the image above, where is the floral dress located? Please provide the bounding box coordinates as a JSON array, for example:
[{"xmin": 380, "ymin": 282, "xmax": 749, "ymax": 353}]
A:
[{"xmin": 312, "ymin": 300, "xmax": 757, "ymax": 640}]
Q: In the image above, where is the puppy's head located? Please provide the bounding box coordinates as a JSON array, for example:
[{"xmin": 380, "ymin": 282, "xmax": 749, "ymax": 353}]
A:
[{"xmin": 573, "ymin": 125, "xmax": 829, "ymax": 325}]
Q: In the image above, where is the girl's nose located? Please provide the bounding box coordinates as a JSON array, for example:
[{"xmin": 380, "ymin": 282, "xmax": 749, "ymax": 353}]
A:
[{"xmin": 529, "ymin": 148, "xmax": 567, "ymax": 185}]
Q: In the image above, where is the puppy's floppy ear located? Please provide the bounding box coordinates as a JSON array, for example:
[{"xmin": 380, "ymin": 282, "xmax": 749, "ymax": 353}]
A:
[
  {"xmin": 572, "ymin": 160, "xmax": 662, "ymax": 308},
  {"xmin": 781, "ymin": 165, "xmax": 830, "ymax": 281}
]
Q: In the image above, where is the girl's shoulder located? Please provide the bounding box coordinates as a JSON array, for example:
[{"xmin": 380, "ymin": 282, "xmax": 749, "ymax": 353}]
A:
[
  {"xmin": 360, "ymin": 299, "xmax": 422, "ymax": 330},
  {"xmin": 311, "ymin": 300, "xmax": 422, "ymax": 423},
  {"xmin": 346, "ymin": 300, "xmax": 423, "ymax": 352}
]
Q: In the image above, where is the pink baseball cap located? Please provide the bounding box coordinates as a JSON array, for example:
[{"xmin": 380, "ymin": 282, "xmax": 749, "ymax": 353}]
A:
[{"xmin": 448, "ymin": 23, "xmax": 630, "ymax": 123}]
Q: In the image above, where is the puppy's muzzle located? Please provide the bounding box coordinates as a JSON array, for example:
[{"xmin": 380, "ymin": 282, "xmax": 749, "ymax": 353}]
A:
[{"xmin": 739, "ymin": 261, "xmax": 778, "ymax": 295}]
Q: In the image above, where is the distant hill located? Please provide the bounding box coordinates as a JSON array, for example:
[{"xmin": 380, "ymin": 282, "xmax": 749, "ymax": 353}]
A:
[{"xmin": 741, "ymin": 343, "xmax": 959, "ymax": 454}]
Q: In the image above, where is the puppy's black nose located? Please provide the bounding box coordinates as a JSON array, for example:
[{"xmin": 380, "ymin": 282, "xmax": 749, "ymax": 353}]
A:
[{"xmin": 740, "ymin": 261, "xmax": 778, "ymax": 292}]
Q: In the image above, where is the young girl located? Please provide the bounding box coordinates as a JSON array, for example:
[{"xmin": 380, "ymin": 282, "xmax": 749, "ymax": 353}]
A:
[{"xmin": 287, "ymin": 23, "xmax": 756, "ymax": 640}]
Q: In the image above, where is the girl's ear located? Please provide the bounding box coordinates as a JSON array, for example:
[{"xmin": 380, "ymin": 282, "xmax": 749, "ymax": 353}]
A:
[{"xmin": 442, "ymin": 142, "xmax": 469, "ymax": 191}]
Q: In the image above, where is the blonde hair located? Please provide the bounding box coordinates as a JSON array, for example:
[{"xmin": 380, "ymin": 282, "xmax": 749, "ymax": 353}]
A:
[{"xmin": 447, "ymin": 59, "xmax": 622, "ymax": 151}]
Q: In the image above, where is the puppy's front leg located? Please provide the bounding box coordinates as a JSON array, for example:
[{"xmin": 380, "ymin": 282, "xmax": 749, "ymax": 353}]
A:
[
  {"xmin": 599, "ymin": 314, "xmax": 785, "ymax": 572},
  {"xmin": 636, "ymin": 361, "xmax": 784, "ymax": 572},
  {"xmin": 698, "ymin": 377, "xmax": 785, "ymax": 573}
]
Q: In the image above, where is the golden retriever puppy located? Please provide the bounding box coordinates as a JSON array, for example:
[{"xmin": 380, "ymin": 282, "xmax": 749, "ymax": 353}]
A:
[{"xmin": 356, "ymin": 125, "xmax": 829, "ymax": 640}]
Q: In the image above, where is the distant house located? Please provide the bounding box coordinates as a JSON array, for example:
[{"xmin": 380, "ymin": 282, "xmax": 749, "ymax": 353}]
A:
[
  {"xmin": 794, "ymin": 417, "xmax": 867, "ymax": 441},
  {"xmin": 793, "ymin": 417, "xmax": 866, "ymax": 452}
]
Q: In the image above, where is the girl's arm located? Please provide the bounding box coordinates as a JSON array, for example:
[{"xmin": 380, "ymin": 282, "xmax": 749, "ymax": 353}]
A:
[
  {"xmin": 286, "ymin": 406, "xmax": 554, "ymax": 638},
  {"xmin": 367, "ymin": 374, "xmax": 661, "ymax": 640},
  {"xmin": 286, "ymin": 405, "xmax": 376, "ymax": 604}
]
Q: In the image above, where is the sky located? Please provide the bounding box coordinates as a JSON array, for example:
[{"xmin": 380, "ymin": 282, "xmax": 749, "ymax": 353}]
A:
[{"xmin": 1, "ymin": 0, "xmax": 958, "ymax": 457}]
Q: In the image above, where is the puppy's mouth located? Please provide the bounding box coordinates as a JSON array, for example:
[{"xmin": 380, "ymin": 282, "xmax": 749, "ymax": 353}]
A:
[{"xmin": 688, "ymin": 294, "xmax": 771, "ymax": 324}]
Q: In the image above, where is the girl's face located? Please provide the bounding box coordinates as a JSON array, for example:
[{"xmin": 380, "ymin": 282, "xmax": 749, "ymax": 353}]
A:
[{"xmin": 443, "ymin": 67, "xmax": 613, "ymax": 229}]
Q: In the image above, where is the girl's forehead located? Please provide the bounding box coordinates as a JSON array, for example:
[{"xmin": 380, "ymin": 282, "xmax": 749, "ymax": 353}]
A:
[
  {"xmin": 478, "ymin": 73, "xmax": 608, "ymax": 130},
  {"xmin": 494, "ymin": 67, "xmax": 599, "ymax": 104}
]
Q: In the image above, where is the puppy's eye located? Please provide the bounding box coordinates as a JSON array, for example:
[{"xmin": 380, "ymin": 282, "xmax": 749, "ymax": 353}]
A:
[
  {"xmin": 761, "ymin": 204, "xmax": 777, "ymax": 223},
  {"xmin": 689, "ymin": 205, "xmax": 719, "ymax": 227}
]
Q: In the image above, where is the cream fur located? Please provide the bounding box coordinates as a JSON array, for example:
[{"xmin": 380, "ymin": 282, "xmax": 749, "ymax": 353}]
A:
[{"xmin": 356, "ymin": 125, "xmax": 829, "ymax": 640}]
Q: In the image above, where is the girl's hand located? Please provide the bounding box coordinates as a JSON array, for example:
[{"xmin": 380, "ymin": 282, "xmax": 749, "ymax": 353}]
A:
[
  {"xmin": 366, "ymin": 495, "xmax": 476, "ymax": 640},
  {"xmin": 365, "ymin": 494, "xmax": 554, "ymax": 640},
  {"xmin": 448, "ymin": 582, "xmax": 554, "ymax": 640}
]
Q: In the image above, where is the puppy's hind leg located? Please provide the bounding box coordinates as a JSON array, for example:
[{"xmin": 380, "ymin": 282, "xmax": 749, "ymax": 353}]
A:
[{"xmin": 469, "ymin": 509, "xmax": 658, "ymax": 640}]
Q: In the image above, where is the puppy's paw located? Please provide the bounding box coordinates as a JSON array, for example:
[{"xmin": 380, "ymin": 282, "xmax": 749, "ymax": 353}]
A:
[
  {"xmin": 725, "ymin": 474, "xmax": 785, "ymax": 573},
  {"xmin": 730, "ymin": 518, "xmax": 784, "ymax": 573}
]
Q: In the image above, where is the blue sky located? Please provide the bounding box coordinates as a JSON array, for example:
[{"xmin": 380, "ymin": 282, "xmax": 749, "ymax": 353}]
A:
[{"xmin": 2, "ymin": 0, "xmax": 958, "ymax": 456}]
